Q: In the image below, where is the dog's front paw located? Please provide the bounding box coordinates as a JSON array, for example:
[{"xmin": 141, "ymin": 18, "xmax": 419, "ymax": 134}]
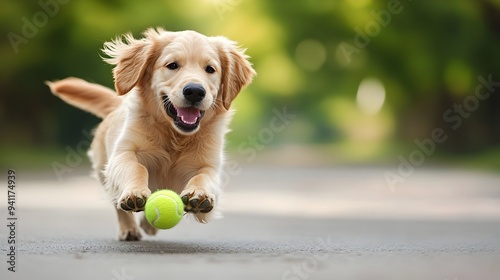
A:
[
  {"xmin": 118, "ymin": 188, "xmax": 151, "ymax": 212},
  {"xmin": 181, "ymin": 189, "xmax": 214, "ymax": 215}
]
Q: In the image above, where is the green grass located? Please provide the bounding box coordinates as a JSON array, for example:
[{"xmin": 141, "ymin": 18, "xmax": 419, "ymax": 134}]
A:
[
  {"xmin": 0, "ymin": 145, "xmax": 86, "ymax": 171},
  {"xmin": 441, "ymin": 149, "xmax": 500, "ymax": 172},
  {"xmin": 2, "ymin": 144, "xmax": 499, "ymax": 173}
]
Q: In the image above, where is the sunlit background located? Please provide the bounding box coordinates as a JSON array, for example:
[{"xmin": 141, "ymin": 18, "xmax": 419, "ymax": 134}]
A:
[{"xmin": 1, "ymin": 0, "xmax": 500, "ymax": 170}]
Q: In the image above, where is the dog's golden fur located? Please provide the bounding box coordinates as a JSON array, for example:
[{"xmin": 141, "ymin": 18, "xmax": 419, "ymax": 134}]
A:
[{"xmin": 47, "ymin": 28, "xmax": 255, "ymax": 241}]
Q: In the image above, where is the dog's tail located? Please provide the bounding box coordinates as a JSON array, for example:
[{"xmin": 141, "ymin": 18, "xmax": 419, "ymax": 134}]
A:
[{"xmin": 46, "ymin": 77, "xmax": 122, "ymax": 119}]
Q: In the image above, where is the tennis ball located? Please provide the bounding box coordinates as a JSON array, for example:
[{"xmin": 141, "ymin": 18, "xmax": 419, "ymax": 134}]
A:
[{"xmin": 145, "ymin": 190, "xmax": 184, "ymax": 229}]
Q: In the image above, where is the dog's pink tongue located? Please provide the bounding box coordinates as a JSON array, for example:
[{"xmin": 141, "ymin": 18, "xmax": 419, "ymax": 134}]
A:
[{"xmin": 176, "ymin": 107, "xmax": 201, "ymax": 124}]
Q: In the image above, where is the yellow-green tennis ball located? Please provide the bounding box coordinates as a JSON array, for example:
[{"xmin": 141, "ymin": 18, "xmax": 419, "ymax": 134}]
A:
[{"xmin": 145, "ymin": 190, "xmax": 184, "ymax": 229}]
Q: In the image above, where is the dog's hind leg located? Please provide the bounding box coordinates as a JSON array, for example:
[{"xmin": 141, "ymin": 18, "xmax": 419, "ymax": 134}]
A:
[{"xmin": 116, "ymin": 209, "xmax": 141, "ymax": 241}]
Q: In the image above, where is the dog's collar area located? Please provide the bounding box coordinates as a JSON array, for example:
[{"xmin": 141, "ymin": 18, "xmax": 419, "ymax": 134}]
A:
[{"xmin": 162, "ymin": 95, "xmax": 205, "ymax": 133}]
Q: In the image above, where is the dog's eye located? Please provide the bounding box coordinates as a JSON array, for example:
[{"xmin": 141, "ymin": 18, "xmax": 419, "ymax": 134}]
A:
[
  {"xmin": 205, "ymin": 65, "xmax": 216, "ymax": 74},
  {"xmin": 166, "ymin": 62, "xmax": 178, "ymax": 70}
]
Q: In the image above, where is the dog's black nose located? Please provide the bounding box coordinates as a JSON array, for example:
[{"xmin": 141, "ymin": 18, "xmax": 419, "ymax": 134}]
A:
[{"xmin": 183, "ymin": 84, "xmax": 206, "ymax": 103}]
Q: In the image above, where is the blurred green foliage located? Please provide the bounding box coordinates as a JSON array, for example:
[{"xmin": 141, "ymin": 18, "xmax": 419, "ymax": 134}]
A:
[{"xmin": 1, "ymin": 0, "xmax": 500, "ymax": 167}]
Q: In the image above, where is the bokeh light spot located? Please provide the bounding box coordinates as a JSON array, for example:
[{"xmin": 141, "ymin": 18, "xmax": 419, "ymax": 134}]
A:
[
  {"xmin": 295, "ymin": 39, "xmax": 327, "ymax": 71},
  {"xmin": 356, "ymin": 78, "xmax": 386, "ymax": 115}
]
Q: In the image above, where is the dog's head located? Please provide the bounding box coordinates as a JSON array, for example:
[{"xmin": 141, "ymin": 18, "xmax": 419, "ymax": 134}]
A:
[{"xmin": 102, "ymin": 28, "xmax": 256, "ymax": 135}]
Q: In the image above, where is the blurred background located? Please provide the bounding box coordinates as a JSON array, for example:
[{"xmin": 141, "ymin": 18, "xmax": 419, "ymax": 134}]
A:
[{"xmin": 1, "ymin": 0, "xmax": 500, "ymax": 171}]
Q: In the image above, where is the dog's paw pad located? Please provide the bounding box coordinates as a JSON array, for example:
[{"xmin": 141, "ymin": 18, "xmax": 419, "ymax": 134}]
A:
[
  {"xmin": 182, "ymin": 195, "xmax": 189, "ymax": 205},
  {"xmin": 136, "ymin": 197, "xmax": 145, "ymax": 208},
  {"xmin": 181, "ymin": 191, "xmax": 214, "ymax": 214},
  {"xmin": 119, "ymin": 190, "xmax": 150, "ymax": 212},
  {"xmin": 198, "ymin": 200, "xmax": 213, "ymax": 213},
  {"xmin": 120, "ymin": 202, "xmax": 132, "ymax": 211},
  {"xmin": 189, "ymin": 199, "xmax": 199, "ymax": 208}
]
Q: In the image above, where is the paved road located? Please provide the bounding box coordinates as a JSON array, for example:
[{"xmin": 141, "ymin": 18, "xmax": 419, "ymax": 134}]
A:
[{"xmin": 1, "ymin": 165, "xmax": 500, "ymax": 280}]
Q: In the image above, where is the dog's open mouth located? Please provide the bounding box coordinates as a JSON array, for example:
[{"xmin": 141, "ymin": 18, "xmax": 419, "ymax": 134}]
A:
[{"xmin": 163, "ymin": 96, "xmax": 205, "ymax": 132}]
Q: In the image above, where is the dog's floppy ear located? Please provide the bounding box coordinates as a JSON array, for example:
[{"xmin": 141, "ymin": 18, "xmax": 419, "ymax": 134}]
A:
[
  {"xmin": 215, "ymin": 37, "xmax": 256, "ymax": 110},
  {"xmin": 102, "ymin": 30, "xmax": 158, "ymax": 95}
]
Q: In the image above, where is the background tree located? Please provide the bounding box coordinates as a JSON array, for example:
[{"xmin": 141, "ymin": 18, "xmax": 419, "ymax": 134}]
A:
[{"xmin": 1, "ymin": 0, "xmax": 499, "ymax": 167}]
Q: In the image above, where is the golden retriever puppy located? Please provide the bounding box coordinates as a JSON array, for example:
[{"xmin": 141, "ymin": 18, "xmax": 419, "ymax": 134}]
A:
[{"xmin": 47, "ymin": 28, "xmax": 255, "ymax": 241}]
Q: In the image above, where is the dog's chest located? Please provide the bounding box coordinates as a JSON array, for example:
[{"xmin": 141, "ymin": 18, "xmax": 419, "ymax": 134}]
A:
[{"xmin": 136, "ymin": 148, "xmax": 198, "ymax": 192}]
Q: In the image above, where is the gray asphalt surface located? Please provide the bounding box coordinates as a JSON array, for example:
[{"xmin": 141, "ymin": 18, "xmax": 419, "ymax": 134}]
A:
[{"xmin": 1, "ymin": 165, "xmax": 500, "ymax": 280}]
